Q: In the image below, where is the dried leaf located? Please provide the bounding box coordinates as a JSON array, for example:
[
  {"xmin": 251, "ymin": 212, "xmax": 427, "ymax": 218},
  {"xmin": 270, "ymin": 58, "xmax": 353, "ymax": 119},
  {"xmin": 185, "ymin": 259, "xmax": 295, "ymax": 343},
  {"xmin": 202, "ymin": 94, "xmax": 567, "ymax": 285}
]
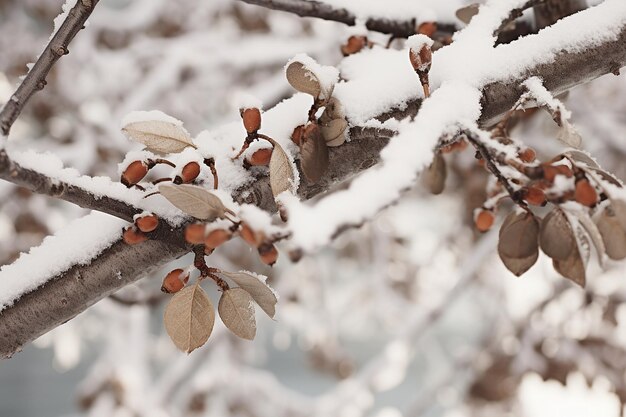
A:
[
  {"xmin": 499, "ymin": 250, "xmax": 539, "ymax": 277},
  {"xmin": 557, "ymin": 122, "xmax": 582, "ymax": 149},
  {"xmin": 595, "ymin": 204, "xmax": 626, "ymax": 260},
  {"xmin": 589, "ymin": 167, "xmax": 622, "ymax": 187},
  {"xmin": 563, "ymin": 150, "xmax": 599, "ymax": 169},
  {"xmin": 300, "ymin": 124, "xmax": 329, "ymax": 183},
  {"xmin": 218, "ymin": 288, "xmax": 256, "ymax": 340},
  {"xmin": 612, "ymin": 199, "xmax": 626, "ymax": 230},
  {"xmin": 159, "ymin": 184, "xmax": 229, "ymax": 220},
  {"xmin": 122, "ymin": 119, "xmax": 195, "ymax": 154},
  {"xmin": 423, "ymin": 153, "xmax": 446, "ymax": 195},
  {"xmin": 220, "ymin": 271, "xmax": 277, "ymax": 318},
  {"xmin": 321, "ymin": 118, "xmax": 348, "ymax": 147},
  {"xmin": 553, "ymin": 249, "xmax": 586, "ymax": 287},
  {"xmin": 456, "ymin": 3, "xmax": 480, "ymax": 24},
  {"xmin": 268, "ymin": 140, "xmax": 296, "ymax": 197},
  {"xmin": 571, "ymin": 210, "xmax": 606, "ymax": 267},
  {"xmin": 285, "ymin": 61, "xmax": 322, "ymax": 98},
  {"xmin": 164, "ymin": 283, "xmax": 215, "ymax": 353},
  {"xmin": 499, "ymin": 212, "xmax": 539, "ymax": 259},
  {"xmin": 539, "ymin": 209, "xmax": 575, "ymax": 260}
]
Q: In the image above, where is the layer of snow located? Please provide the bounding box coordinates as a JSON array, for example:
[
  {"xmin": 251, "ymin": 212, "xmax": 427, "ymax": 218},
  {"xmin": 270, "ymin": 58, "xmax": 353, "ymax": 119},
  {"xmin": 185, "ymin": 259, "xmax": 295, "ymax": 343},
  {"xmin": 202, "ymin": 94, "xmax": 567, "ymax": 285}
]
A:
[
  {"xmin": 0, "ymin": 212, "xmax": 128, "ymax": 312},
  {"xmin": 120, "ymin": 110, "xmax": 187, "ymax": 129},
  {"xmin": 285, "ymin": 53, "xmax": 339, "ymax": 100}
]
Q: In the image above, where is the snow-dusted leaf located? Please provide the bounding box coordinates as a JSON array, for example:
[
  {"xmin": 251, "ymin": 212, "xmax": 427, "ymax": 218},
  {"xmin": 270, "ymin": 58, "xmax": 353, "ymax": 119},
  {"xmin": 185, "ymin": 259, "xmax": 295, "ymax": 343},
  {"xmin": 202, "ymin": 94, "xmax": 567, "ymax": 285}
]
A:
[
  {"xmin": 220, "ymin": 271, "xmax": 277, "ymax": 318},
  {"xmin": 571, "ymin": 210, "xmax": 606, "ymax": 267},
  {"xmin": 563, "ymin": 150, "xmax": 599, "ymax": 169},
  {"xmin": 159, "ymin": 184, "xmax": 228, "ymax": 220},
  {"xmin": 539, "ymin": 209, "xmax": 575, "ymax": 260},
  {"xmin": 300, "ymin": 124, "xmax": 329, "ymax": 183},
  {"xmin": 285, "ymin": 61, "xmax": 322, "ymax": 98},
  {"xmin": 499, "ymin": 212, "xmax": 539, "ymax": 259},
  {"xmin": 321, "ymin": 118, "xmax": 348, "ymax": 147},
  {"xmin": 595, "ymin": 205, "xmax": 626, "ymax": 260},
  {"xmin": 164, "ymin": 283, "xmax": 215, "ymax": 353},
  {"xmin": 455, "ymin": 3, "xmax": 479, "ymax": 24},
  {"xmin": 122, "ymin": 117, "xmax": 195, "ymax": 154},
  {"xmin": 557, "ymin": 122, "xmax": 582, "ymax": 149},
  {"xmin": 422, "ymin": 153, "xmax": 446, "ymax": 195},
  {"xmin": 218, "ymin": 288, "xmax": 256, "ymax": 340},
  {"xmin": 269, "ymin": 140, "xmax": 296, "ymax": 197}
]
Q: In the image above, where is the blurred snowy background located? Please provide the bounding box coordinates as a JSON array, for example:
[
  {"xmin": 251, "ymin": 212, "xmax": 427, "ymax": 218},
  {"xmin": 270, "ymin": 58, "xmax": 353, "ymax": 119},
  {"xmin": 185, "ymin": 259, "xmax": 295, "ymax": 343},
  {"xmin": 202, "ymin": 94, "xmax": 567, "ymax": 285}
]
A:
[{"xmin": 1, "ymin": 0, "xmax": 626, "ymax": 416}]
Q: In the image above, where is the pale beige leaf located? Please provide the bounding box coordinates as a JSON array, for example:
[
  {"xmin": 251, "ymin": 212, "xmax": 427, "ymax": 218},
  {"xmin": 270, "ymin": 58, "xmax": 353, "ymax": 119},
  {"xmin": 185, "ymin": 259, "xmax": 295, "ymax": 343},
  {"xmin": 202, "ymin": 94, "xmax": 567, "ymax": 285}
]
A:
[
  {"xmin": 422, "ymin": 153, "xmax": 447, "ymax": 195},
  {"xmin": 164, "ymin": 283, "xmax": 215, "ymax": 353},
  {"xmin": 218, "ymin": 288, "xmax": 256, "ymax": 340},
  {"xmin": 285, "ymin": 61, "xmax": 322, "ymax": 98},
  {"xmin": 122, "ymin": 120, "xmax": 195, "ymax": 154},
  {"xmin": 268, "ymin": 140, "xmax": 296, "ymax": 197},
  {"xmin": 553, "ymin": 249, "xmax": 586, "ymax": 287},
  {"xmin": 595, "ymin": 205, "xmax": 626, "ymax": 260},
  {"xmin": 563, "ymin": 150, "xmax": 599, "ymax": 168},
  {"xmin": 456, "ymin": 3, "xmax": 479, "ymax": 24},
  {"xmin": 321, "ymin": 118, "xmax": 348, "ymax": 147},
  {"xmin": 220, "ymin": 271, "xmax": 277, "ymax": 318},
  {"xmin": 571, "ymin": 210, "xmax": 606, "ymax": 267},
  {"xmin": 557, "ymin": 122, "xmax": 582, "ymax": 149},
  {"xmin": 539, "ymin": 209, "xmax": 575, "ymax": 260},
  {"xmin": 612, "ymin": 199, "xmax": 626, "ymax": 230},
  {"xmin": 159, "ymin": 184, "xmax": 228, "ymax": 220}
]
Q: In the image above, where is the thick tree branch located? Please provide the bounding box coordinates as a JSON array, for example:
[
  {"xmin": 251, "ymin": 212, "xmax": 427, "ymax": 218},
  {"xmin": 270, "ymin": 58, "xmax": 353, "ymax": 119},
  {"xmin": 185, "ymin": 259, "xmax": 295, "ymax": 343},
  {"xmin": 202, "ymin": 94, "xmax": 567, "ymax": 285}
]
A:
[
  {"xmin": 0, "ymin": 0, "xmax": 100, "ymax": 136},
  {"xmin": 1, "ymin": 8, "xmax": 625, "ymax": 359},
  {"xmin": 237, "ymin": 0, "xmax": 455, "ymax": 38}
]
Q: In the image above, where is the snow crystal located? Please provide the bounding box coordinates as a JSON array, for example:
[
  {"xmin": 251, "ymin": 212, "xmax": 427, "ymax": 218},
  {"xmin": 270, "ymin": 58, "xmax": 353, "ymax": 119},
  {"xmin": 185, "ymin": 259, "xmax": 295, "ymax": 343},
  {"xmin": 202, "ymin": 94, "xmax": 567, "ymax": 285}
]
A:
[{"xmin": 0, "ymin": 212, "xmax": 128, "ymax": 312}]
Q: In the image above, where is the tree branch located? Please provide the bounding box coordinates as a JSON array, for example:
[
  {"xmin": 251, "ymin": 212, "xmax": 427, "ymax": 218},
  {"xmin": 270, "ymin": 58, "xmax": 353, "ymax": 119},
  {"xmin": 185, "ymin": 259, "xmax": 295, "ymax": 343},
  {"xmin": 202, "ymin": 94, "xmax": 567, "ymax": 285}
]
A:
[
  {"xmin": 0, "ymin": 0, "xmax": 100, "ymax": 136},
  {"xmin": 1, "ymin": 5, "xmax": 625, "ymax": 359},
  {"xmin": 237, "ymin": 0, "xmax": 455, "ymax": 38}
]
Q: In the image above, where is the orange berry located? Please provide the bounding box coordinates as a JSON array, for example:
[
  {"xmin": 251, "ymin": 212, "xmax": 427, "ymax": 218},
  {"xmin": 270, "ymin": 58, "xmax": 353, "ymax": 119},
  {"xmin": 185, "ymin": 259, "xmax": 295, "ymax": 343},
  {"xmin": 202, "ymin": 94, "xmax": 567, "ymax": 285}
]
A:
[
  {"xmin": 161, "ymin": 269, "xmax": 188, "ymax": 294},
  {"xmin": 258, "ymin": 243, "xmax": 279, "ymax": 266},
  {"xmin": 184, "ymin": 223, "xmax": 206, "ymax": 244},
  {"xmin": 291, "ymin": 125, "xmax": 305, "ymax": 146},
  {"xmin": 135, "ymin": 214, "xmax": 159, "ymax": 233},
  {"xmin": 181, "ymin": 162, "xmax": 201, "ymax": 183},
  {"xmin": 240, "ymin": 223, "xmax": 262, "ymax": 247},
  {"xmin": 523, "ymin": 187, "xmax": 547, "ymax": 206},
  {"xmin": 441, "ymin": 139, "xmax": 468, "ymax": 154},
  {"xmin": 475, "ymin": 210, "xmax": 495, "ymax": 233},
  {"xmin": 247, "ymin": 148, "xmax": 273, "ymax": 166},
  {"xmin": 123, "ymin": 227, "xmax": 148, "ymax": 245},
  {"xmin": 417, "ymin": 22, "xmax": 437, "ymax": 37},
  {"xmin": 204, "ymin": 229, "xmax": 231, "ymax": 249},
  {"xmin": 121, "ymin": 161, "xmax": 148, "ymax": 187},
  {"xmin": 543, "ymin": 164, "xmax": 573, "ymax": 182},
  {"xmin": 241, "ymin": 108, "xmax": 261, "ymax": 133},
  {"xmin": 575, "ymin": 179, "xmax": 597, "ymax": 207},
  {"xmin": 518, "ymin": 148, "xmax": 536, "ymax": 163},
  {"xmin": 341, "ymin": 35, "xmax": 367, "ymax": 56}
]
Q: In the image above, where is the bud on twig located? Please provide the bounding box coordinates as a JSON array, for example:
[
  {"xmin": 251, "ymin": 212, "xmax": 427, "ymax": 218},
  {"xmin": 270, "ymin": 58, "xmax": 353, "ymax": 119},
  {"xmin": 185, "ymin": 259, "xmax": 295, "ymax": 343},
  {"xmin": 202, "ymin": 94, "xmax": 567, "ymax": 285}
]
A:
[{"xmin": 407, "ymin": 35, "xmax": 434, "ymax": 98}]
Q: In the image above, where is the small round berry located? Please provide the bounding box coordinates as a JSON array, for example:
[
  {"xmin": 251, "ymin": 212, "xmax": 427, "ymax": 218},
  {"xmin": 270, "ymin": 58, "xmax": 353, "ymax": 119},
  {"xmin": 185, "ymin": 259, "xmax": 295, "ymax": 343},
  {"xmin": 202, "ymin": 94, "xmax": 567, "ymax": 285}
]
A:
[
  {"xmin": 121, "ymin": 161, "xmax": 148, "ymax": 187},
  {"xmin": 241, "ymin": 108, "xmax": 261, "ymax": 133},
  {"xmin": 575, "ymin": 179, "xmax": 598, "ymax": 207},
  {"xmin": 291, "ymin": 125, "xmax": 305, "ymax": 146},
  {"xmin": 184, "ymin": 223, "xmax": 206, "ymax": 245},
  {"xmin": 123, "ymin": 227, "xmax": 148, "ymax": 245},
  {"xmin": 181, "ymin": 161, "xmax": 201, "ymax": 184},
  {"xmin": 240, "ymin": 223, "xmax": 262, "ymax": 247},
  {"xmin": 518, "ymin": 148, "xmax": 536, "ymax": 163},
  {"xmin": 204, "ymin": 229, "xmax": 231, "ymax": 249},
  {"xmin": 475, "ymin": 210, "xmax": 495, "ymax": 233},
  {"xmin": 247, "ymin": 148, "xmax": 273, "ymax": 166},
  {"xmin": 417, "ymin": 22, "xmax": 437, "ymax": 37},
  {"xmin": 135, "ymin": 214, "xmax": 159, "ymax": 233},
  {"xmin": 161, "ymin": 269, "xmax": 188, "ymax": 294},
  {"xmin": 341, "ymin": 35, "xmax": 367, "ymax": 56},
  {"xmin": 522, "ymin": 187, "xmax": 547, "ymax": 206},
  {"xmin": 258, "ymin": 243, "xmax": 279, "ymax": 266}
]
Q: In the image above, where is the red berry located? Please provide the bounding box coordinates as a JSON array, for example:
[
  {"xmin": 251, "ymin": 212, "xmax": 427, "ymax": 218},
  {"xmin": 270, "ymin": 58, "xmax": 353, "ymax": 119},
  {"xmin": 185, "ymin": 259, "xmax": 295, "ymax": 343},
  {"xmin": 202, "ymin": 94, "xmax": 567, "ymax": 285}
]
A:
[
  {"xmin": 135, "ymin": 214, "xmax": 159, "ymax": 233},
  {"xmin": 181, "ymin": 162, "xmax": 201, "ymax": 183},
  {"xmin": 161, "ymin": 269, "xmax": 188, "ymax": 294},
  {"xmin": 475, "ymin": 210, "xmax": 495, "ymax": 233},
  {"xmin": 247, "ymin": 148, "xmax": 273, "ymax": 166},
  {"xmin": 241, "ymin": 108, "xmax": 261, "ymax": 133},
  {"xmin": 121, "ymin": 161, "xmax": 148, "ymax": 187},
  {"xmin": 184, "ymin": 223, "xmax": 206, "ymax": 244},
  {"xmin": 204, "ymin": 229, "xmax": 231, "ymax": 249},
  {"xmin": 123, "ymin": 227, "xmax": 148, "ymax": 245},
  {"xmin": 258, "ymin": 243, "xmax": 278, "ymax": 266}
]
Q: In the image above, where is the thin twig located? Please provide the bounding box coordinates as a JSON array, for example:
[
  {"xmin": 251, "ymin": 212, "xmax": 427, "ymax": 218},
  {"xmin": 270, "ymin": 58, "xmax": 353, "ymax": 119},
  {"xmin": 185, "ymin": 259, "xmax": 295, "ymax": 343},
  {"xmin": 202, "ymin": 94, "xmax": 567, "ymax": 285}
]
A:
[{"xmin": 0, "ymin": 0, "xmax": 100, "ymax": 136}]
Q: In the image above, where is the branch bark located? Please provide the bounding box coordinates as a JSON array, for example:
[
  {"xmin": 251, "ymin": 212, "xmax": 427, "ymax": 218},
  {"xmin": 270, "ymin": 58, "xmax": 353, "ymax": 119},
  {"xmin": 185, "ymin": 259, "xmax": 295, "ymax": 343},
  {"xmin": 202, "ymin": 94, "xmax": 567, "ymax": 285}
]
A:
[
  {"xmin": 1, "ymin": 5, "xmax": 625, "ymax": 359},
  {"xmin": 0, "ymin": 0, "xmax": 100, "ymax": 136},
  {"xmin": 237, "ymin": 0, "xmax": 455, "ymax": 38}
]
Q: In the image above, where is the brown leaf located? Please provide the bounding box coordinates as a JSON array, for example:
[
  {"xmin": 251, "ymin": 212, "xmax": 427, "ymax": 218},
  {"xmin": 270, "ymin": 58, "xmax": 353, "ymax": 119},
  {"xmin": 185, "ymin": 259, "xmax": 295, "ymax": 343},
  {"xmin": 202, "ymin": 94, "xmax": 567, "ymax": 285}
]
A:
[
  {"xmin": 159, "ymin": 184, "xmax": 229, "ymax": 220},
  {"xmin": 268, "ymin": 140, "xmax": 296, "ymax": 197},
  {"xmin": 455, "ymin": 4, "xmax": 480, "ymax": 24},
  {"xmin": 553, "ymin": 249, "xmax": 586, "ymax": 287},
  {"xmin": 563, "ymin": 150, "xmax": 599, "ymax": 169},
  {"xmin": 539, "ymin": 209, "xmax": 575, "ymax": 260},
  {"xmin": 556, "ymin": 122, "xmax": 582, "ymax": 149},
  {"xmin": 595, "ymin": 204, "xmax": 626, "ymax": 260},
  {"xmin": 300, "ymin": 124, "xmax": 329, "ymax": 183},
  {"xmin": 220, "ymin": 271, "xmax": 277, "ymax": 318},
  {"xmin": 122, "ymin": 118, "xmax": 195, "ymax": 154},
  {"xmin": 164, "ymin": 283, "xmax": 215, "ymax": 353},
  {"xmin": 499, "ymin": 212, "xmax": 539, "ymax": 259},
  {"xmin": 218, "ymin": 288, "xmax": 256, "ymax": 340},
  {"xmin": 571, "ymin": 209, "xmax": 606, "ymax": 266},
  {"xmin": 499, "ymin": 250, "xmax": 539, "ymax": 277},
  {"xmin": 285, "ymin": 61, "xmax": 322, "ymax": 98},
  {"xmin": 422, "ymin": 153, "xmax": 446, "ymax": 195}
]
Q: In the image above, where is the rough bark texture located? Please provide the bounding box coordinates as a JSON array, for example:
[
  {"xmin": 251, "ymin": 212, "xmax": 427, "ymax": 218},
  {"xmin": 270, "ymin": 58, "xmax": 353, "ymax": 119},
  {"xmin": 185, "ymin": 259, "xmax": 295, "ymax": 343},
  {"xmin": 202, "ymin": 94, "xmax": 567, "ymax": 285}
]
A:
[{"xmin": 1, "ymin": 4, "xmax": 626, "ymax": 359}]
